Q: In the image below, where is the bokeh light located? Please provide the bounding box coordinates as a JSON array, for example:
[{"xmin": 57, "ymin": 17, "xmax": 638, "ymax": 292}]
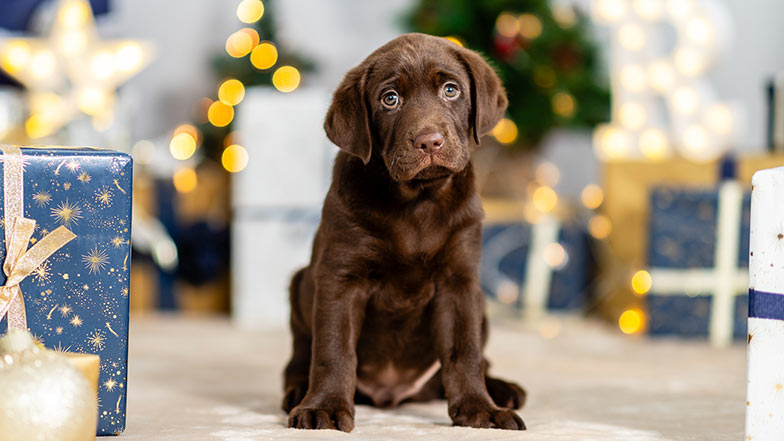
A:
[
  {"xmin": 672, "ymin": 87, "xmax": 699, "ymax": 115},
  {"xmin": 552, "ymin": 92, "xmax": 576, "ymax": 118},
  {"xmin": 173, "ymin": 167, "xmax": 198, "ymax": 193},
  {"xmin": 633, "ymin": 0, "xmax": 663, "ymax": 20},
  {"xmin": 618, "ymin": 24, "xmax": 646, "ymax": 51},
  {"xmin": 115, "ymin": 43, "xmax": 143, "ymax": 73},
  {"xmin": 704, "ymin": 104, "xmax": 733, "ymax": 135},
  {"xmin": 208, "ymin": 101, "xmax": 235, "ymax": 127},
  {"xmin": 532, "ymin": 186, "xmax": 558, "ymax": 213},
  {"xmin": 0, "ymin": 40, "xmax": 31, "ymax": 74},
  {"xmin": 543, "ymin": 243, "xmax": 568, "ymax": 269},
  {"xmin": 76, "ymin": 87, "xmax": 110, "ymax": 115},
  {"xmin": 536, "ymin": 162, "xmax": 560, "ymax": 186},
  {"xmin": 250, "ymin": 42, "xmax": 278, "ymax": 70},
  {"xmin": 581, "ymin": 185, "xmax": 604, "ymax": 210},
  {"xmin": 631, "ymin": 270, "xmax": 653, "ymax": 295},
  {"xmin": 619, "ymin": 64, "xmax": 646, "ymax": 92},
  {"xmin": 173, "ymin": 123, "xmax": 201, "ymax": 144},
  {"xmin": 58, "ymin": 0, "xmax": 90, "ymax": 29},
  {"xmin": 492, "ymin": 118, "xmax": 518, "ymax": 144},
  {"xmin": 588, "ymin": 215, "xmax": 612, "ymax": 239},
  {"xmin": 495, "ymin": 13, "xmax": 520, "ymax": 38},
  {"xmin": 518, "ymin": 14, "xmax": 543, "ymax": 39},
  {"xmin": 619, "ymin": 308, "xmax": 645, "ymax": 334},
  {"xmin": 218, "ymin": 79, "xmax": 245, "ymax": 106},
  {"xmin": 272, "ymin": 66, "xmax": 301, "ymax": 92},
  {"xmin": 639, "ymin": 128, "xmax": 670, "ymax": 160},
  {"xmin": 169, "ymin": 132, "xmax": 197, "ymax": 160},
  {"xmin": 237, "ymin": 0, "xmax": 264, "ymax": 24},
  {"xmin": 226, "ymin": 30, "xmax": 254, "ymax": 58},
  {"xmin": 222, "ymin": 144, "xmax": 249, "ymax": 173},
  {"xmin": 238, "ymin": 28, "xmax": 260, "ymax": 47},
  {"xmin": 619, "ymin": 102, "xmax": 647, "ymax": 129}
]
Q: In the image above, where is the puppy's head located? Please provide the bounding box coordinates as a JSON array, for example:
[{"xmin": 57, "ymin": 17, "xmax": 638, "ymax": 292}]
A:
[{"xmin": 325, "ymin": 33, "xmax": 507, "ymax": 183}]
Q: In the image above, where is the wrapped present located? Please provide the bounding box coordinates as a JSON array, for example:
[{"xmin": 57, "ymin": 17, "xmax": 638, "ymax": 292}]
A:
[
  {"xmin": 0, "ymin": 145, "xmax": 132, "ymax": 435},
  {"xmin": 600, "ymin": 154, "xmax": 784, "ymax": 324},
  {"xmin": 645, "ymin": 182, "xmax": 750, "ymax": 346},
  {"xmin": 231, "ymin": 87, "xmax": 334, "ymax": 329},
  {"xmin": 481, "ymin": 200, "xmax": 592, "ymax": 319},
  {"xmin": 232, "ymin": 209, "xmax": 320, "ymax": 329},
  {"xmin": 746, "ymin": 166, "xmax": 784, "ymax": 440}
]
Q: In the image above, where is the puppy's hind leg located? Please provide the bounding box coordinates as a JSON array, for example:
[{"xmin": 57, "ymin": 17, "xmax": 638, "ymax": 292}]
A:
[
  {"xmin": 282, "ymin": 268, "xmax": 312, "ymax": 412},
  {"xmin": 486, "ymin": 374, "xmax": 527, "ymax": 410}
]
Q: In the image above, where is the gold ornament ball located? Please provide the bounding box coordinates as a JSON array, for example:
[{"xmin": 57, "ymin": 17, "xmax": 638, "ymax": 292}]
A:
[{"xmin": 0, "ymin": 330, "xmax": 97, "ymax": 441}]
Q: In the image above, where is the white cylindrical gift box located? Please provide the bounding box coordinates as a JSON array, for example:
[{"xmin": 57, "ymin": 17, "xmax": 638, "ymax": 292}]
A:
[{"xmin": 746, "ymin": 166, "xmax": 784, "ymax": 440}]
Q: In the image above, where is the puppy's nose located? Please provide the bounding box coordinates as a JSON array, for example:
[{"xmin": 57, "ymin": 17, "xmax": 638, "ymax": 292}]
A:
[{"xmin": 413, "ymin": 132, "xmax": 444, "ymax": 154}]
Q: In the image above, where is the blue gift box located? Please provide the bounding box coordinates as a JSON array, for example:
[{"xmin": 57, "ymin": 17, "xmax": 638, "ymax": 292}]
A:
[
  {"xmin": 0, "ymin": 146, "xmax": 132, "ymax": 435},
  {"xmin": 481, "ymin": 220, "xmax": 592, "ymax": 312},
  {"xmin": 646, "ymin": 187, "xmax": 750, "ymax": 339}
]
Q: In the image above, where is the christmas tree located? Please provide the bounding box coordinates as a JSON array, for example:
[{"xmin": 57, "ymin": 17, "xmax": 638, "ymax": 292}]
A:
[
  {"xmin": 197, "ymin": 0, "xmax": 313, "ymax": 162},
  {"xmin": 408, "ymin": 0, "xmax": 609, "ymax": 149}
]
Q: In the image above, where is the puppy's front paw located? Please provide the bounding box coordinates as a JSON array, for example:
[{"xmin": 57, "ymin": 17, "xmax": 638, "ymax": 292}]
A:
[
  {"xmin": 449, "ymin": 397, "xmax": 526, "ymax": 430},
  {"xmin": 288, "ymin": 401, "xmax": 354, "ymax": 432}
]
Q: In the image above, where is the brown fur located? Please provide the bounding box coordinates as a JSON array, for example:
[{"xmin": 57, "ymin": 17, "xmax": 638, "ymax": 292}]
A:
[{"xmin": 283, "ymin": 33, "xmax": 526, "ymax": 432}]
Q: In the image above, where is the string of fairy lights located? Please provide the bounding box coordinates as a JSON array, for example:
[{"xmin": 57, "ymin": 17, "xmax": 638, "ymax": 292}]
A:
[{"xmin": 166, "ymin": 0, "xmax": 301, "ymax": 193}]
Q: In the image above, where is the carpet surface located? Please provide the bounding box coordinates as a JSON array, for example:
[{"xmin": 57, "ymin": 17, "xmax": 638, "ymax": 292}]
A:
[{"xmin": 122, "ymin": 314, "xmax": 745, "ymax": 440}]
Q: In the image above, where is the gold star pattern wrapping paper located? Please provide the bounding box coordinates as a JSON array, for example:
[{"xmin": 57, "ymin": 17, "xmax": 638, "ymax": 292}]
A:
[{"xmin": 0, "ymin": 145, "xmax": 132, "ymax": 436}]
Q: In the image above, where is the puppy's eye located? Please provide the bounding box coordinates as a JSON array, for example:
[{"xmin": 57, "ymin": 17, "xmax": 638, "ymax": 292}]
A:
[
  {"xmin": 382, "ymin": 91, "xmax": 399, "ymax": 108},
  {"xmin": 443, "ymin": 83, "xmax": 460, "ymax": 99}
]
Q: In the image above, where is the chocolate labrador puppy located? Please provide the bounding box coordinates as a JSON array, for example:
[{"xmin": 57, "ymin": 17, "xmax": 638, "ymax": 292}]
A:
[{"xmin": 283, "ymin": 33, "xmax": 526, "ymax": 432}]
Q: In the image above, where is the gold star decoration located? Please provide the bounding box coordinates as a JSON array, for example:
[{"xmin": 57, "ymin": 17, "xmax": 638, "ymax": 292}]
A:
[
  {"xmin": 82, "ymin": 246, "xmax": 109, "ymax": 274},
  {"xmin": 87, "ymin": 329, "xmax": 106, "ymax": 351},
  {"xmin": 32, "ymin": 190, "xmax": 53, "ymax": 206},
  {"xmin": 70, "ymin": 314, "xmax": 83, "ymax": 327},
  {"xmin": 0, "ymin": 0, "xmax": 154, "ymax": 139},
  {"xmin": 96, "ymin": 187, "xmax": 113, "ymax": 205},
  {"xmin": 111, "ymin": 236, "xmax": 125, "ymax": 248},
  {"xmin": 32, "ymin": 261, "xmax": 52, "ymax": 284},
  {"xmin": 77, "ymin": 171, "xmax": 91, "ymax": 182},
  {"xmin": 104, "ymin": 379, "xmax": 117, "ymax": 391},
  {"xmin": 55, "ymin": 326, "xmax": 64, "ymax": 335},
  {"xmin": 50, "ymin": 199, "xmax": 82, "ymax": 227},
  {"xmin": 59, "ymin": 304, "xmax": 72, "ymax": 317}
]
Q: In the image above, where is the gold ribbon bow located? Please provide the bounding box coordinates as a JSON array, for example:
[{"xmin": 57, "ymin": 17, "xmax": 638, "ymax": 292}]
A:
[{"xmin": 0, "ymin": 145, "xmax": 76, "ymax": 332}]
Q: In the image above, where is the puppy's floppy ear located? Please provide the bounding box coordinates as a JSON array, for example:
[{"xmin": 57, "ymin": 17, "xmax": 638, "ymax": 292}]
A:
[
  {"xmin": 457, "ymin": 49, "xmax": 508, "ymax": 144},
  {"xmin": 324, "ymin": 64, "xmax": 373, "ymax": 164}
]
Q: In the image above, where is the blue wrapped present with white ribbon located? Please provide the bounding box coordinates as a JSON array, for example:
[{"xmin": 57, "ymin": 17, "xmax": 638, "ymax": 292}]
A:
[
  {"xmin": 645, "ymin": 179, "xmax": 750, "ymax": 346},
  {"xmin": 481, "ymin": 214, "xmax": 592, "ymax": 318}
]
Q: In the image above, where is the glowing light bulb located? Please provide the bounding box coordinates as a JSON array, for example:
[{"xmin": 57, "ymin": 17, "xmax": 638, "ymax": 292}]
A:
[
  {"xmin": 686, "ymin": 17, "xmax": 714, "ymax": 45},
  {"xmin": 619, "ymin": 65, "xmax": 647, "ymax": 92},
  {"xmin": 77, "ymin": 87, "xmax": 109, "ymax": 115},
  {"xmin": 226, "ymin": 31, "xmax": 254, "ymax": 58},
  {"xmin": 115, "ymin": 43, "xmax": 143, "ymax": 73},
  {"xmin": 682, "ymin": 125, "xmax": 709, "ymax": 156},
  {"xmin": 618, "ymin": 24, "xmax": 646, "ymax": 51},
  {"xmin": 0, "ymin": 41, "xmax": 31, "ymax": 74},
  {"xmin": 90, "ymin": 51, "xmax": 115, "ymax": 79},
  {"xmin": 596, "ymin": 125, "xmax": 630, "ymax": 159},
  {"xmin": 535, "ymin": 162, "xmax": 560, "ymax": 186},
  {"xmin": 59, "ymin": 0, "xmax": 90, "ymax": 29},
  {"xmin": 672, "ymin": 87, "xmax": 699, "ymax": 115},
  {"xmin": 674, "ymin": 48, "xmax": 706, "ymax": 76},
  {"xmin": 30, "ymin": 51, "xmax": 56, "ymax": 79},
  {"xmin": 633, "ymin": 0, "xmax": 663, "ymax": 20},
  {"xmin": 619, "ymin": 102, "xmax": 647, "ymax": 129},
  {"xmin": 666, "ymin": 0, "xmax": 693, "ymax": 20},
  {"xmin": 704, "ymin": 104, "xmax": 733, "ymax": 135},
  {"xmin": 648, "ymin": 60, "xmax": 675, "ymax": 92},
  {"xmin": 639, "ymin": 128, "xmax": 670, "ymax": 160},
  {"xmin": 594, "ymin": 0, "xmax": 626, "ymax": 22}
]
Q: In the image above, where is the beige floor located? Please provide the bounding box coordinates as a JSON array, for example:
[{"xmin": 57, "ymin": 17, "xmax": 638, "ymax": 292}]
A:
[{"xmin": 122, "ymin": 314, "xmax": 746, "ymax": 440}]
